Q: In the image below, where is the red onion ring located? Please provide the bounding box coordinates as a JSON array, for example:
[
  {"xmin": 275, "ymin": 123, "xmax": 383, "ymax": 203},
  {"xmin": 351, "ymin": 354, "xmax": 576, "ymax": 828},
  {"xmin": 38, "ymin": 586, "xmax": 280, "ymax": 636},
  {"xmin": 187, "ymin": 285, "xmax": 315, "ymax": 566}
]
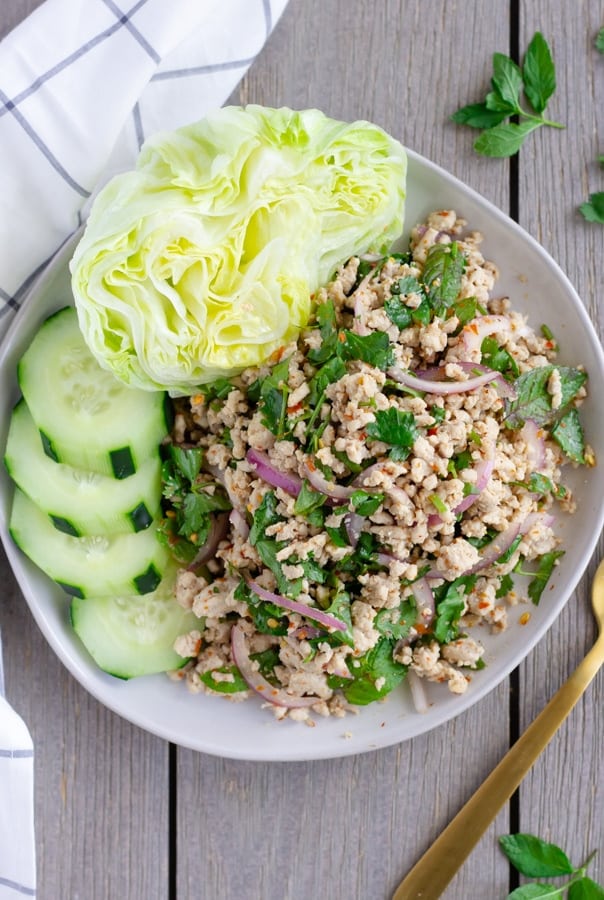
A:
[
  {"xmin": 229, "ymin": 508, "xmax": 250, "ymax": 539},
  {"xmin": 416, "ymin": 362, "xmax": 516, "ymax": 400},
  {"xmin": 461, "ymin": 315, "xmax": 511, "ymax": 358},
  {"xmin": 301, "ymin": 462, "xmax": 353, "ymax": 504},
  {"xmin": 407, "ymin": 670, "xmax": 429, "ymax": 714},
  {"xmin": 388, "ymin": 365, "xmax": 502, "ymax": 395},
  {"xmin": 412, "ymin": 577, "xmax": 436, "ymax": 627},
  {"xmin": 344, "ymin": 510, "xmax": 364, "ymax": 548},
  {"xmin": 519, "ymin": 419, "xmax": 547, "ymax": 471},
  {"xmin": 230, "ymin": 624, "xmax": 317, "ymax": 708},
  {"xmin": 248, "ymin": 581, "xmax": 347, "ymax": 632},
  {"xmin": 246, "ymin": 448, "xmax": 302, "ymax": 497}
]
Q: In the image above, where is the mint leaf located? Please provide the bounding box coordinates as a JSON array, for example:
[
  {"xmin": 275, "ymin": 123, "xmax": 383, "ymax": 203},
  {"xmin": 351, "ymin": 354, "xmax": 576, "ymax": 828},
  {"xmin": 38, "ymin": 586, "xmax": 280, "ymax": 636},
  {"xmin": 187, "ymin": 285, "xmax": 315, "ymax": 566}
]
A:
[
  {"xmin": 341, "ymin": 330, "xmax": 395, "ymax": 371},
  {"xmin": 423, "ymin": 242, "xmax": 466, "ymax": 314},
  {"xmin": 551, "ymin": 407, "xmax": 585, "ymax": 463},
  {"xmin": 527, "ymin": 551, "xmax": 564, "ymax": 605},
  {"xmin": 474, "ymin": 120, "xmax": 541, "ymax": 157},
  {"xmin": 596, "ymin": 28, "xmax": 604, "ymax": 53},
  {"xmin": 351, "ymin": 489, "xmax": 384, "ymax": 516},
  {"xmin": 293, "ymin": 480, "xmax": 327, "ymax": 517},
  {"xmin": 451, "ymin": 102, "xmax": 509, "ymax": 128},
  {"xmin": 342, "ymin": 637, "xmax": 407, "ymax": 705},
  {"xmin": 366, "ymin": 407, "xmax": 419, "ymax": 459},
  {"xmin": 507, "ymin": 886, "xmax": 564, "ymax": 899},
  {"xmin": 499, "ymin": 834, "xmax": 574, "ymax": 878},
  {"xmin": 491, "ymin": 52, "xmax": 523, "ymax": 108},
  {"xmin": 256, "ymin": 357, "xmax": 291, "ymax": 436},
  {"xmin": 504, "ymin": 365, "xmax": 587, "ymax": 427},
  {"xmin": 579, "ymin": 192, "xmax": 604, "ymax": 224},
  {"xmin": 522, "ymin": 32, "xmax": 556, "ymax": 113},
  {"xmin": 569, "ymin": 877, "xmax": 604, "ymax": 899}
]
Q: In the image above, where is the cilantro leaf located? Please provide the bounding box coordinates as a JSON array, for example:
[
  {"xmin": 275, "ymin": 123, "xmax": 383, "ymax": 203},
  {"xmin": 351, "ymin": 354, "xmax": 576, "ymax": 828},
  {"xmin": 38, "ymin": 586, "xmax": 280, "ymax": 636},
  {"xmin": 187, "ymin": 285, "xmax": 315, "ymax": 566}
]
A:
[
  {"xmin": 422, "ymin": 242, "xmax": 466, "ymax": 314},
  {"xmin": 366, "ymin": 407, "xmax": 418, "ymax": 461},
  {"xmin": 342, "ymin": 638, "xmax": 407, "ymax": 705},
  {"xmin": 433, "ymin": 575, "xmax": 476, "ymax": 643},
  {"xmin": 496, "ymin": 572, "xmax": 515, "ymax": 598},
  {"xmin": 375, "ymin": 600, "xmax": 417, "ymax": 641},
  {"xmin": 551, "ymin": 407, "xmax": 586, "ymax": 463},
  {"xmin": 248, "ymin": 493, "xmax": 303, "ymax": 598},
  {"xmin": 452, "ymin": 296, "xmax": 487, "ymax": 325},
  {"xmin": 522, "ymin": 32, "xmax": 557, "ymax": 114},
  {"xmin": 499, "ymin": 834, "xmax": 574, "ymax": 878},
  {"xmin": 293, "ymin": 480, "xmax": 327, "ymax": 517},
  {"xmin": 166, "ymin": 445, "xmax": 203, "ymax": 485},
  {"xmin": 481, "ymin": 336, "xmax": 519, "ymax": 378},
  {"xmin": 351, "ymin": 489, "xmax": 384, "ymax": 516},
  {"xmin": 308, "ymin": 299, "xmax": 339, "ymax": 365},
  {"xmin": 257, "ymin": 357, "xmax": 291, "ymax": 436},
  {"xmin": 579, "ymin": 192, "xmax": 604, "ymax": 224},
  {"xmin": 322, "ymin": 584, "xmax": 354, "ymax": 647},
  {"xmin": 527, "ymin": 551, "xmax": 564, "ymax": 605},
  {"xmin": 341, "ymin": 330, "xmax": 395, "ymax": 371},
  {"xmin": 504, "ymin": 365, "xmax": 587, "ymax": 427}
]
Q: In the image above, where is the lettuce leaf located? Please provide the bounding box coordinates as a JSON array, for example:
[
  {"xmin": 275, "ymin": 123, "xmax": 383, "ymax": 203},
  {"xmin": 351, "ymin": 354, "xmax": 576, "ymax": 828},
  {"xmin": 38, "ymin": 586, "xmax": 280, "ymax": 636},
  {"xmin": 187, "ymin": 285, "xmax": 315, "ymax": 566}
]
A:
[{"xmin": 70, "ymin": 106, "xmax": 407, "ymax": 393}]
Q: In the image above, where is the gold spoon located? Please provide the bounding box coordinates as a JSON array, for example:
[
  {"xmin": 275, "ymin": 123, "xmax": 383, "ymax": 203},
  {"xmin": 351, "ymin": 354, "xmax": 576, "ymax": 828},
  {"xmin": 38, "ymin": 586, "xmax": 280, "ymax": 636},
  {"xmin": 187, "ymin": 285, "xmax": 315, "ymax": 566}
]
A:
[{"xmin": 393, "ymin": 558, "xmax": 604, "ymax": 900}]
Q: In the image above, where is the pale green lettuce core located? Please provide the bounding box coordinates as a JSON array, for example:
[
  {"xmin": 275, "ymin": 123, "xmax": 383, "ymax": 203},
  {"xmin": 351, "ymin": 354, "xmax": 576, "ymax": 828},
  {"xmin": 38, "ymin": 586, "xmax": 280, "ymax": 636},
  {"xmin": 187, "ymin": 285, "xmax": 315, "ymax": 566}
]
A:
[{"xmin": 70, "ymin": 106, "xmax": 407, "ymax": 393}]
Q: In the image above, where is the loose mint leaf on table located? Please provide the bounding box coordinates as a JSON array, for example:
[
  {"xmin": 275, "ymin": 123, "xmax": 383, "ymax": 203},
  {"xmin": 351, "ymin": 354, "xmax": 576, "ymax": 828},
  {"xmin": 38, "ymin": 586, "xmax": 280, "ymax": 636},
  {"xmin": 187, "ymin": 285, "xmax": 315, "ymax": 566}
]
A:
[
  {"xmin": 451, "ymin": 32, "xmax": 564, "ymax": 157},
  {"xmin": 596, "ymin": 27, "xmax": 604, "ymax": 53},
  {"xmin": 551, "ymin": 407, "xmax": 586, "ymax": 463},
  {"xmin": 507, "ymin": 886, "xmax": 564, "ymax": 899},
  {"xmin": 522, "ymin": 31, "xmax": 557, "ymax": 114},
  {"xmin": 579, "ymin": 192, "xmax": 604, "ymax": 224},
  {"xmin": 499, "ymin": 834, "xmax": 575, "ymax": 878},
  {"xmin": 569, "ymin": 877, "xmax": 604, "ymax": 899}
]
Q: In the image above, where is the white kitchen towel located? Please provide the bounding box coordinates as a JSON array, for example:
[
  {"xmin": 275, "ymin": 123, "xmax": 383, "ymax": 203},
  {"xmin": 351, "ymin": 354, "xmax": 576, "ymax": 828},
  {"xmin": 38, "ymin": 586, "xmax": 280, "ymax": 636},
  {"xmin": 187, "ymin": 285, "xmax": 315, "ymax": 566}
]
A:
[{"xmin": 0, "ymin": 0, "xmax": 288, "ymax": 895}]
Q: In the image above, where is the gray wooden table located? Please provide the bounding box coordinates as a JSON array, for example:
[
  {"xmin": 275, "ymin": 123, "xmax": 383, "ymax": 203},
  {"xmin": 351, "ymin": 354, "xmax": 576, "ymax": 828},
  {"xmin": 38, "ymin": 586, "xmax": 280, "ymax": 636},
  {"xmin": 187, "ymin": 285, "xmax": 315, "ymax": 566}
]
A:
[{"xmin": 1, "ymin": 2, "xmax": 602, "ymax": 898}]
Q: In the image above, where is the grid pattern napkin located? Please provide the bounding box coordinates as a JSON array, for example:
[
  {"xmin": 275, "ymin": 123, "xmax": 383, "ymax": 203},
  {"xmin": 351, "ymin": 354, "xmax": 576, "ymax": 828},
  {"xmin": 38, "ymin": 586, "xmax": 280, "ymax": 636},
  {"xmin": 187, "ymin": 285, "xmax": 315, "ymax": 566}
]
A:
[{"xmin": 0, "ymin": 0, "xmax": 288, "ymax": 895}]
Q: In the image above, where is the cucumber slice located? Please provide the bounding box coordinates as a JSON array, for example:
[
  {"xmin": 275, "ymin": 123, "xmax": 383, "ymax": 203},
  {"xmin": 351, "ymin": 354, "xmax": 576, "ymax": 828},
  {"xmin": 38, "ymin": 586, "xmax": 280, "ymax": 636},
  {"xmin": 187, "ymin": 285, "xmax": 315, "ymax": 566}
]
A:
[
  {"xmin": 70, "ymin": 567, "xmax": 200, "ymax": 678},
  {"xmin": 5, "ymin": 400, "xmax": 162, "ymax": 535},
  {"xmin": 9, "ymin": 488, "xmax": 169, "ymax": 598},
  {"xmin": 17, "ymin": 307, "xmax": 169, "ymax": 477}
]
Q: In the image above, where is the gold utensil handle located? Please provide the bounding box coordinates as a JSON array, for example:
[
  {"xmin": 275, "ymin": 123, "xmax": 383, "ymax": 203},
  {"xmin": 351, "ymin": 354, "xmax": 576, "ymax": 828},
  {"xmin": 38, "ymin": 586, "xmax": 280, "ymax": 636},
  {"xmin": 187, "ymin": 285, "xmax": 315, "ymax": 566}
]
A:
[{"xmin": 393, "ymin": 638, "xmax": 604, "ymax": 900}]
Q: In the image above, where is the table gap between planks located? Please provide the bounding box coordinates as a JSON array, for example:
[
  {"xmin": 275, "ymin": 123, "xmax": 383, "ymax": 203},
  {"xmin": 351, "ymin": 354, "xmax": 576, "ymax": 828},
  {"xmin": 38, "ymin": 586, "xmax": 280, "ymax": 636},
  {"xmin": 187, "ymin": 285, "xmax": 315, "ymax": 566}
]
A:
[{"xmin": 0, "ymin": 1, "xmax": 601, "ymax": 899}]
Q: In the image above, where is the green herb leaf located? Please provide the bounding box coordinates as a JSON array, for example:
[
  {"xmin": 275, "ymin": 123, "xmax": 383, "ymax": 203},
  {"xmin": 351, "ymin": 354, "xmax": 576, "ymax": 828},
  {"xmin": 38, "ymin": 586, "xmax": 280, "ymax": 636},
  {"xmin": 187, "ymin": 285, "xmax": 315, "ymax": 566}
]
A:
[
  {"xmin": 167, "ymin": 445, "xmax": 203, "ymax": 484},
  {"xmin": 579, "ymin": 192, "xmax": 604, "ymax": 224},
  {"xmin": 293, "ymin": 480, "xmax": 327, "ymax": 517},
  {"xmin": 199, "ymin": 666, "xmax": 248, "ymax": 694},
  {"xmin": 507, "ymin": 886, "xmax": 565, "ymax": 899},
  {"xmin": 568, "ymin": 876, "xmax": 604, "ymax": 899},
  {"xmin": 326, "ymin": 523, "xmax": 350, "ymax": 548},
  {"xmin": 341, "ymin": 330, "xmax": 395, "ymax": 371},
  {"xmin": 528, "ymin": 550, "xmax": 564, "ymax": 605},
  {"xmin": 596, "ymin": 27, "xmax": 604, "ymax": 53},
  {"xmin": 496, "ymin": 572, "xmax": 515, "ymax": 598},
  {"xmin": 433, "ymin": 575, "xmax": 476, "ymax": 643},
  {"xmin": 474, "ymin": 120, "xmax": 542, "ymax": 157},
  {"xmin": 451, "ymin": 102, "xmax": 509, "ymax": 129},
  {"xmin": 308, "ymin": 299, "xmax": 339, "ymax": 365},
  {"xmin": 366, "ymin": 407, "xmax": 419, "ymax": 459},
  {"xmin": 423, "ymin": 242, "xmax": 466, "ymax": 314},
  {"xmin": 309, "ymin": 355, "xmax": 347, "ymax": 404},
  {"xmin": 481, "ymin": 336, "xmax": 520, "ymax": 377},
  {"xmin": 375, "ymin": 600, "xmax": 418, "ymax": 641},
  {"xmin": 491, "ymin": 52, "xmax": 523, "ymax": 108},
  {"xmin": 322, "ymin": 583, "xmax": 355, "ymax": 647},
  {"xmin": 201, "ymin": 377, "xmax": 236, "ymax": 403},
  {"xmin": 235, "ymin": 579, "xmax": 290, "ymax": 635},
  {"xmin": 522, "ymin": 32, "xmax": 556, "ymax": 113},
  {"xmin": 504, "ymin": 365, "xmax": 587, "ymax": 427},
  {"xmin": 351, "ymin": 490, "xmax": 384, "ymax": 516},
  {"xmin": 342, "ymin": 637, "xmax": 407, "ymax": 705},
  {"xmin": 452, "ymin": 296, "xmax": 487, "ymax": 326},
  {"xmin": 499, "ymin": 833, "xmax": 575, "ymax": 878}
]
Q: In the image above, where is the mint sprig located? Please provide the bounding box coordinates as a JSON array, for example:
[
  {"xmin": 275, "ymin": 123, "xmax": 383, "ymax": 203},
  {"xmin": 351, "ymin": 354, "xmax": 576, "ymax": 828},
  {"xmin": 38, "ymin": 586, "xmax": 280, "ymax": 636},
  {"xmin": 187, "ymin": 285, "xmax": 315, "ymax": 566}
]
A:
[
  {"xmin": 499, "ymin": 833, "xmax": 603, "ymax": 899},
  {"xmin": 452, "ymin": 32, "xmax": 564, "ymax": 157}
]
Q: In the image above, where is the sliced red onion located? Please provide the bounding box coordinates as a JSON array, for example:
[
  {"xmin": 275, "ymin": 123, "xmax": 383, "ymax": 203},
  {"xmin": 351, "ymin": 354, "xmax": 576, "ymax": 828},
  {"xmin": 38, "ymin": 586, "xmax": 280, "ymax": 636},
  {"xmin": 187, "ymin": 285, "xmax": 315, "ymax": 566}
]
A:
[
  {"xmin": 407, "ymin": 670, "xmax": 430, "ymax": 714},
  {"xmin": 248, "ymin": 581, "xmax": 347, "ymax": 632},
  {"xmin": 186, "ymin": 512, "xmax": 229, "ymax": 571},
  {"xmin": 352, "ymin": 267, "xmax": 376, "ymax": 336},
  {"xmin": 376, "ymin": 550, "xmax": 409, "ymax": 567},
  {"xmin": 301, "ymin": 462, "xmax": 353, "ymax": 504},
  {"xmin": 520, "ymin": 511, "xmax": 555, "ymax": 534},
  {"xmin": 416, "ymin": 363, "xmax": 516, "ymax": 400},
  {"xmin": 229, "ymin": 508, "xmax": 249, "ymax": 539},
  {"xmin": 412, "ymin": 577, "xmax": 436, "ymax": 627},
  {"xmin": 230, "ymin": 624, "xmax": 317, "ymax": 709},
  {"xmin": 388, "ymin": 365, "xmax": 502, "ymax": 395},
  {"xmin": 519, "ymin": 419, "xmax": 546, "ymax": 471},
  {"xmin": 288, "ymin": 624, "xmax": 324, "ymax": 641},
  {"xmin": 460, "ymin": 315, "xmax": 511, "ymax": 358},
  {"xmin": 344, "ymin": 510, "xmax": 364, "ymax": 548},
  {"xmin": 428, "ymin": 455, "xmax": 495, "ymax": 526},
  {"xmin": 246, "ymin": 448, "xmax": 302, "ymax": 497}
]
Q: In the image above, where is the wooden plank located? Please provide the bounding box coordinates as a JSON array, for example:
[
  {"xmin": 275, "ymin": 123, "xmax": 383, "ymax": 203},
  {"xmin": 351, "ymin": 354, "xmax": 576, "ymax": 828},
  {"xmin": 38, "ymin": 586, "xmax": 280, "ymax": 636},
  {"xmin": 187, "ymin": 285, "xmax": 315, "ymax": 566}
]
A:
[
  {"xmin": 176, "ymin": 2, "xmax": 513, "ymax": 898},
  {"xmin": 517, "ymin": 0, "xmax": 604, "ymax": 883},
  {"xmin": 1, "ymin": 561, "xmax": 171, "ymax": 900}
]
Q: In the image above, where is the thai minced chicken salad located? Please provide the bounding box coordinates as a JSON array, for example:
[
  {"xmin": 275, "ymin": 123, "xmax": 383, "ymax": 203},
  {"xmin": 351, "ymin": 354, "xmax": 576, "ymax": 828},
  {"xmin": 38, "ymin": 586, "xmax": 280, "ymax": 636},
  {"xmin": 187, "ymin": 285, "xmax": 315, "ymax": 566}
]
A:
[{"xmin": 164, "ymin": 208, "xmax": 590, "ymax": 722}]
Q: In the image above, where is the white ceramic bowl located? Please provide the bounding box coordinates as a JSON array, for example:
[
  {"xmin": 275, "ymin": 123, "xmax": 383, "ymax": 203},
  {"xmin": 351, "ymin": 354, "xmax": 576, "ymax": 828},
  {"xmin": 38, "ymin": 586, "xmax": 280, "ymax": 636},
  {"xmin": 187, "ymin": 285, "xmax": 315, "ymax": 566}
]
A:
[{"xmin": 1, "ymin": 149, "xmax": 603, "ymax": 760}]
